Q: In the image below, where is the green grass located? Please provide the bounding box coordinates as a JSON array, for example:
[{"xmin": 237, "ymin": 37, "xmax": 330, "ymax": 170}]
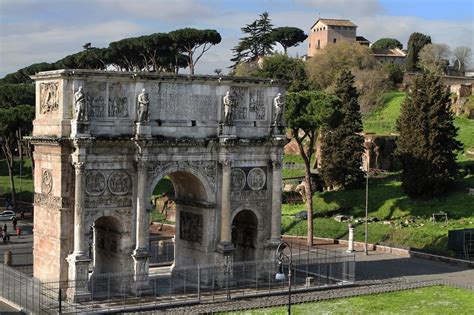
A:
[
  {"xmin": 0, "ymin": 158, "xmax": 34, "ymax": 203},
  {"xmin": 227, "ymin": 286, "xmax": 474, "ymax": 314},
  {"xmin": 363, "ymin": 91, "xmax": 406, "ymax": 135},
  {"xmin": 362, "ymin": 91, "xmax": 474, "ymax": 161},
  {"xmin": 455, "ymin": 116, "xmax": 474, "ymax": 162},
  {"xmin": 282, "ymin": 174, "xmax": 474, "ymax": 255}
]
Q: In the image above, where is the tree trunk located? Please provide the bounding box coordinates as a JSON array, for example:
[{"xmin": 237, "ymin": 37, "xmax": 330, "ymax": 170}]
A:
[
  {"xmin": 1, "ymin": 140, "xmax": 16, "ymax": 209},
  {"xmin": 297, "ymin": 140, "xmax": 314, "ymax": 247}
]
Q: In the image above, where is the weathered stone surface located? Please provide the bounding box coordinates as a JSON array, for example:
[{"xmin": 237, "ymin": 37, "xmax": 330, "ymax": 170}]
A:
[{"xmin": 30, "ymin": 70, "xmax": 286, "ymax": 294}]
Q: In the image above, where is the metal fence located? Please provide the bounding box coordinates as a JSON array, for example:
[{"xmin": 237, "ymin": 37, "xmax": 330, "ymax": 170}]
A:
[
  {"xmin": 148, "ymin": 237, "xmax": 174, "ymax": 266},
  {"xmin": 1, "ymin": 244, "xmax": 355, "ymax": 314},
  {"xmin": 0, "ymin": 264, "xmax": 57, "ymax": 314}
]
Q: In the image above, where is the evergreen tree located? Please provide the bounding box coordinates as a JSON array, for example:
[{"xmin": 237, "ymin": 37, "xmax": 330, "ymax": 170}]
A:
[
  {"xmin": 231, "ymin": 12, "xmax": 274, "ymax": 68},
  {"xmin": 320, "ymin": 70, "xmax": 364, "ymax": 189},
  {"xmin": 396, "ymin": 73, "xmax": 461, "ymax": 198},
  {"xmin": 406, "ymin": 32, "xmax": 432, "ymax": 71}
]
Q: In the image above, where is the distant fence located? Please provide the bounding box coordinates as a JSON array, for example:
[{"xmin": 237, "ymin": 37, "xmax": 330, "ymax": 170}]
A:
[
  {"xmin": 0, "ymin": 243, "xmax": 355, "ymax": 314},
  {"xmin": 148, "ymin": 237, "xmax": 174, "ymax": 266}
]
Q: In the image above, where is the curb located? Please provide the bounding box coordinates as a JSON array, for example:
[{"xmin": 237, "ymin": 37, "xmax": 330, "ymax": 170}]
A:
[{"xmin": 282, "ymin": 235, "xmax": 474, "ymax": 268}]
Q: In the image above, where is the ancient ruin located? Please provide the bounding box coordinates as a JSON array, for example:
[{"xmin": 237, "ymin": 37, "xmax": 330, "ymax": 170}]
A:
[{"xmin": 30, "ymin": 69, "xmax": 286, "ymax": 301}]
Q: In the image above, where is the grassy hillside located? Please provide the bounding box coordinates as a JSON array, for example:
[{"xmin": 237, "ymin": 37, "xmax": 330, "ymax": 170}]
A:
[
  {"xmin": 363, "ymin": 91, "xmax": 405, "ymax": 135},
  {"xmin": 282, "ymin": 174, "xmax": 474, "ymax": 255},
  {"xmin": 0, "ymin": 158, "xmax": 34, "ymax": 203},
  {"xmin": 363, "ymin": 91, "xmax": 474, "ymax": 162}
]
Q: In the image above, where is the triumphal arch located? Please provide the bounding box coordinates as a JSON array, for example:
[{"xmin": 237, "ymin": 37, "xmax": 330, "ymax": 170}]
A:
[{"xmin": 30, "ymin": 69, "xmax": 286, "ymax": 300}]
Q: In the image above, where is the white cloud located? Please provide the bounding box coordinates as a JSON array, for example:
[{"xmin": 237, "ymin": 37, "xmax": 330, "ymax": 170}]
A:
[
  {"xmin": 292, "ymin": 0, "xmax": 382, "ymax": 16},
  {"xmin": 91, "ymin": 0, "xmax": 216, "ymax": 22},
  {"xmin": 0, "ymin": 20, "xmax": 143, "ymax": 75}
]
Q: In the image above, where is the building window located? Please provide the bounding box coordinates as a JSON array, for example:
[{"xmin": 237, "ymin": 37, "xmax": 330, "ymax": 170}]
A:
[
  {"xmin": 333, "ymin": 38, "xmax": 337, "ymax": 43},
  {"xmin": 317, "ymin": 40, "xmax": 320, "ymax": 49},
  {"xmin": 309, "ymin": 43, "xmax": 311, "ymax": 48}
]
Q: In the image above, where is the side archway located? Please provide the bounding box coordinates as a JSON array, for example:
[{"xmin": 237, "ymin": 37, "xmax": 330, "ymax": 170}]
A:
[{"xmin": 231, "ymin": 209, "xmax": 259, "ymax": 262}]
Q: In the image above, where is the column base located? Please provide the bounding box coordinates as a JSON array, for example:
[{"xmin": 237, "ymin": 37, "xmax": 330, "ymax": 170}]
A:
[
  {"xmin": 265, "ymin": 239, "xmax": 282, "ymax": 261},
  {"xmin": 270, "ymin": 124, "xmax": 285, "ymax": 136},
  {"xmin": 219, "ymin": 123, "xmax": 236, "ymax": 137},
  {"xmin": 131, "ymin": 249, "xmax": 152, "ymax": 295},
  {"xmin": 217, "ymin": 242, "xmax": 235, "ymax": 255},
  {"xmin": 66, "ymin": 252, "xmax": 91, "ymax": 302}
]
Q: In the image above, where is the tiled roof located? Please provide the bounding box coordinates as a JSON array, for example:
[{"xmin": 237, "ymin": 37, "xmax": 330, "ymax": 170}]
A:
[
  {"xmin": 312, "ymin": 19, "xmax": 357, "ymax": 29},
  {"xmin": 371, "ymin": 48, "xmax": 407, "ymax": 57},
  {"xmin": 356, "ymin": 36, "xmax": 370, "ymax": 43}
]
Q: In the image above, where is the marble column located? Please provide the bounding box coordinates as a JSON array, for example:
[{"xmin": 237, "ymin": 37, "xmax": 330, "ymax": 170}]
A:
[
  {"xmin": 132, "ymin": 159, "xmax": 151, "ymax": 294},
  {"xmin": 219, "ymin": 159, "xmax": 233, "ymax": 252},
  {"xmin": 270, "ymin": 160, "xmax": 283, "ymax": 243},
  {"xmin": 67, "ymin": 161, "xmax": 91, "ymax": 302}
]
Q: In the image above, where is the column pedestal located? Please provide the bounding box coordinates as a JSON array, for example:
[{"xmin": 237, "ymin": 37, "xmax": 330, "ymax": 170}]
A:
[
  {"xmin": 135, "ymin": 123, "xmax": 151, "ymax": 138},
  {"xmin": 131, "ymin": 249, "xmax": 151, "ymax": 295},
  {"xmin": 66, "ymin": 253, "xmax": 91, "ymax": 302},
  {"xmin": 71, "ymin": 120, "xmax": 90, "ymax": 137}
]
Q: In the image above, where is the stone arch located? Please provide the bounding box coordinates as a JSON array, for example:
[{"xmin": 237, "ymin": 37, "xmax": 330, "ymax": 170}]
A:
[
  {"xmin": 147, "ymin": 162, "xmax": 216, "ymax": 204},
  {"xmin": 231, "ymin": 206, "xmax": 264, "ymax": 231},
  {"xmin": 90, "ymin": 215, "xmax": 126, "ymax": 275},
  {"xmin": 148, "ymin": 163, "xmax": 217, "ymax": 267},
  {"xmin": 231, "ymin": 209, "xmax": 259, "ymax": 262}
]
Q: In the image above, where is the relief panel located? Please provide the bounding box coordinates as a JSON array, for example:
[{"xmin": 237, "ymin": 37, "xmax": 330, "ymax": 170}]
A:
[{"xmin": 39, "ymin": 82, "xmax": 60, "ymax": 114}]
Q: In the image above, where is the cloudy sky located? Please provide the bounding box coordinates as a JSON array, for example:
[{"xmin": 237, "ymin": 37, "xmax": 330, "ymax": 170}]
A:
[{"xmin": 0, "ymin": 0, "xmax": 473, "ymax": 77}]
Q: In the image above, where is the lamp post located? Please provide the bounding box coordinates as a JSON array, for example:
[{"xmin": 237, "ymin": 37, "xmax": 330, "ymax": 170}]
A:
[
  {"xmin": 364, "ymin": 169, "xmax": 369, "ymax": 255},
  {"xmin": 275, "ymin": 241, "xmax": 293, "ymax": 315}
]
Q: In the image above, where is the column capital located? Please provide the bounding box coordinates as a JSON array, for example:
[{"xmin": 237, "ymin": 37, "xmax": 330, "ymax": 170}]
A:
[
  {"xmin": 136, "ymin": 158, "xmax": 147, "ymax": 172},
  {"xmin": 73, "ymin": 162, "xmax": 85, "ymax": 174},
  {"xmin": 271, "ymin": 160, "xmax": 282, "ymax": 170},
  {"xmin": 219, "ymin": 158, "xmax": 232, "ymax": 168}
]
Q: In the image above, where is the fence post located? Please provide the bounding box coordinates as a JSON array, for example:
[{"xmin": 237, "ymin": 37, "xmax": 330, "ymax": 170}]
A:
[
  {"xmin": 58, "ymin": 288, "xmax": 62, "ymax": 314},
  {"xmin": 4, "ymin": 250, "xmax": 12, "ymax": 266},
  {"xmin": 197, "ymin": 264, "xmax": 201, "ymax": 302}
]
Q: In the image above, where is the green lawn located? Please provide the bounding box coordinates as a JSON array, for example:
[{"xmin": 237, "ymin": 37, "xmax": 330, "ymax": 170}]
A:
[
  {"xmin": 363, "ymin": 91, "xmax": 405, "ymax": 135},
  {"xmin": 362, "ymin": 90, "xmax": 474, "ymax": 162},
  {"xmin": 0, "ymin": 158, "xmax": 34, "ymax": 203},
  {"xmin": 227, "ymin": 286, "xmax": 474, "ymax": 314},
  {"xmin": 282, "ymin": 174, "xmax": 474, "ymax": 255}
]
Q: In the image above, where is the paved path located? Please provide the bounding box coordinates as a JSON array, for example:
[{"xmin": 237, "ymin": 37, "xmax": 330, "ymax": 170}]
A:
[{"xmin": 149, "ymin": 245, "xmax": 474, "ymax": 314}]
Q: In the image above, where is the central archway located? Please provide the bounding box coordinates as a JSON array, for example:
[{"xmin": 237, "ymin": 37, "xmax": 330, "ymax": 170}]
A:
[{"xmin": 149, "ymin": 167, "xmax": 216, "ymax": 268}]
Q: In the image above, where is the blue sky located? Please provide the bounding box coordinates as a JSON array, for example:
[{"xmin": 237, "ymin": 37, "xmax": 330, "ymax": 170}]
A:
[{"xmin": 0, "ymin": 0, "xmax": 473, "ymax": 77}]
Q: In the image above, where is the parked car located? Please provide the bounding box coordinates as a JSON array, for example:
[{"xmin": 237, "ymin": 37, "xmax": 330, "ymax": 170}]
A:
[
  {"xmin": 0, "ymin": 210, "xmax": 16, "ymax": 221},
  {"xmin": 293, "ymin": 210, "xmax": 308, "ymax": 220}
]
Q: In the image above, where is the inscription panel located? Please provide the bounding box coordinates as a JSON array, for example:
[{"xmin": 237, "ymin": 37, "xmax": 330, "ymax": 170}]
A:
[
  {"xmin": 155, "ymin": 83, "xmax": 217, "ymax": 120},
  {"xmin": 180, "ymin": 211, "xmax": 203, "ymax": 244}
]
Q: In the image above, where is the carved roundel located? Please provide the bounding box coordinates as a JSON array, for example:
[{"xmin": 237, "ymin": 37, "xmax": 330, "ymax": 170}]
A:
[
  {"xmin": 231, "ymin": 168, "xmax": 246, "ymax": 191},
  {"xmin": 108, "ymin": 171, "xmax": 131, "ymax": 195},
  {"xmin": 85, "ymin": 171, "xmax": 106, "ymax": 196},
  {"xmin": 247, "ymin": 167, "xmax": 266, "ymax": 190},
  {"xmin": 41, "ymin": 169, "xmax": 53, "ymax": 194}
]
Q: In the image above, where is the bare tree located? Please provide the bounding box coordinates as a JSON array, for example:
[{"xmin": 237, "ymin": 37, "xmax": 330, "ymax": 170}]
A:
[
  {"xmin": 418, "ymin": 43, "xmax": 451, "ymax": 73},
  {"xmin": 453, "ymin": 46, "xmax": 472, "ymax": 72}
]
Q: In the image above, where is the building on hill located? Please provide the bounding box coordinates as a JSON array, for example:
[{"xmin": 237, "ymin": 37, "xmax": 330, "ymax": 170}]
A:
[
  {"xmin": 371, "ymin": 47, "xmax": 407, "ymax": 65},
  {"xmin": 307, "ymin": 18, "xmax": 371, "ymax": 57}
]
